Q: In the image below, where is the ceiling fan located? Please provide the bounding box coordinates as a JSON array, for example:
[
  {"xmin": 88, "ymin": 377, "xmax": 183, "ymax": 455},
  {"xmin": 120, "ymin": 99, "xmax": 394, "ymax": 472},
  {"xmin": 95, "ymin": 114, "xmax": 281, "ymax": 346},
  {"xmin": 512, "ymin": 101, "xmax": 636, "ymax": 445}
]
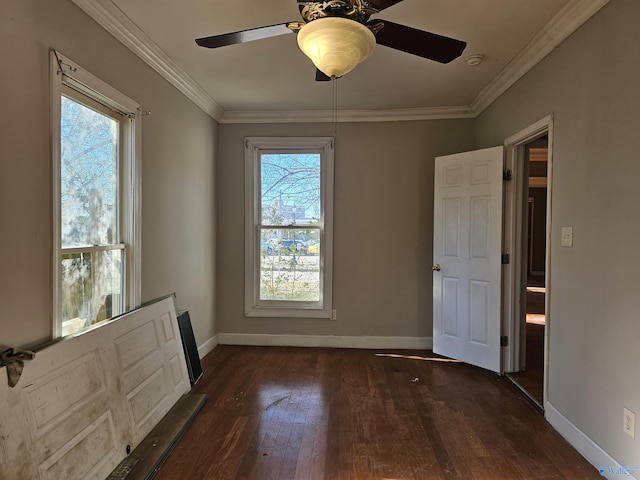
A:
[{"xmin": 195, "ymin": 0, "xmax": 467, "ymax": 81}]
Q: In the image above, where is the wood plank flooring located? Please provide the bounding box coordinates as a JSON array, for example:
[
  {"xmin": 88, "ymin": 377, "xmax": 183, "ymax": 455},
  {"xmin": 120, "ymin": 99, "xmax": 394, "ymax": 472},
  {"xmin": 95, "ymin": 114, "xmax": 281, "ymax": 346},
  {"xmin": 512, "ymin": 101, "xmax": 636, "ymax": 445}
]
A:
[{"xmin": 153, "ymin": 346, "xmax": 599, "ymax": 480}]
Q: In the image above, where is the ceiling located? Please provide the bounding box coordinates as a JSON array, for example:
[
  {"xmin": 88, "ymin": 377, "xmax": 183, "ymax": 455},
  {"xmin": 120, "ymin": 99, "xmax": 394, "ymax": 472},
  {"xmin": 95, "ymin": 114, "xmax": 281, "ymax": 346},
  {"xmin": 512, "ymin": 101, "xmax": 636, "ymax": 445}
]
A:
[{"xmin": 71, "ymin": 0, "xmax": 608, "ymax": 122}]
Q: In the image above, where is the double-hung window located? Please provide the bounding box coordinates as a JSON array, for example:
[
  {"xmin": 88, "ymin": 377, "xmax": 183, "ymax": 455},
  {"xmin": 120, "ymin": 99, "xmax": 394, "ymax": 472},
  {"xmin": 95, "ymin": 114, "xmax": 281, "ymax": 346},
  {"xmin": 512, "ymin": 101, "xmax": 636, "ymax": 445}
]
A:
[
  {"xmin": 245, "ymin": 137, "xmax": 334, "ymax": 318},
  {"xmin": 51, "ymin": 51, "xmax": 141, "ymax": 337}
]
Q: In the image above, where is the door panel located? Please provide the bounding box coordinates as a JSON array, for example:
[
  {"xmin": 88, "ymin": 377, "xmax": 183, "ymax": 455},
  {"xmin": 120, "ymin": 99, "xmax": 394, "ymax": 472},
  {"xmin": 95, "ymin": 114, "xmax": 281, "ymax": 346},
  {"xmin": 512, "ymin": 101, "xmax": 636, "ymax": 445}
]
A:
[
  {"xmin": 433, "ymin": 146, "xmax": 503, "ymax": 373},
  {"xmin": 443, "ymin": 199, "xmax": 460, "ymax": 257}
]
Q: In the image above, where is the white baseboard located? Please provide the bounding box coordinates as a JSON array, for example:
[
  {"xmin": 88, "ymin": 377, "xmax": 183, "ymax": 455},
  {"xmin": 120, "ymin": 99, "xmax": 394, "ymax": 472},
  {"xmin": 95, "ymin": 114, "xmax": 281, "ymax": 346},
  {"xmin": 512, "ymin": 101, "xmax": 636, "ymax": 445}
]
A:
[
  {"xmin": 217, "ymin": 333, "xmax": 432, "ymax": 350},
  {"xmin": 197, "ymin": 334, "xmax": 219, "ymax": 359},
  {"xmin": 545, "ymin": 402, "xmax": 637, "ymax": 479}
]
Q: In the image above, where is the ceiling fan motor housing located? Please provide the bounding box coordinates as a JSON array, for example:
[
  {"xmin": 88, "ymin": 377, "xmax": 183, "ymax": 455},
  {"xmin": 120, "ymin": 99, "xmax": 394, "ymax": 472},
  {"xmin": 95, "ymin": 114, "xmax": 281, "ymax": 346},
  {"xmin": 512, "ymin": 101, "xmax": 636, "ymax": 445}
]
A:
[{"xmin": 298, "ymin": 0, "xmax": 375, "ymax": 24}]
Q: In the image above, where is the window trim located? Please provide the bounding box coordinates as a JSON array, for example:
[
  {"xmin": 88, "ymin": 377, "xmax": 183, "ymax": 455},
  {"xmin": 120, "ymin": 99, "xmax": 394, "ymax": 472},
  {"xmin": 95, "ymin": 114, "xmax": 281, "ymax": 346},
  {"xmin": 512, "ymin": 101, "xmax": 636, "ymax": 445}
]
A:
[
  {"xmin": 244, "ymin": 137, "xmax": 334, "ymax": 318},
  {"xmin": 50, "ymin": 50, "xmax": 141, "ymax": 337}
]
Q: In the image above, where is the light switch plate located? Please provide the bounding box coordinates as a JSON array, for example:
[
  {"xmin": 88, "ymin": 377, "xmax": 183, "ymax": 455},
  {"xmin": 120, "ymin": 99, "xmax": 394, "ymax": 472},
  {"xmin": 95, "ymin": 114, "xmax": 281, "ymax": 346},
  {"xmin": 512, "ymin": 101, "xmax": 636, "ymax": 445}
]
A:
[
  {"xmin": 624, "ymin": 407, "xmax": 636, "ymax": 438},
  {"xmin": 561, "ymin": 226, "xmax": 573, "ymax": 247}
]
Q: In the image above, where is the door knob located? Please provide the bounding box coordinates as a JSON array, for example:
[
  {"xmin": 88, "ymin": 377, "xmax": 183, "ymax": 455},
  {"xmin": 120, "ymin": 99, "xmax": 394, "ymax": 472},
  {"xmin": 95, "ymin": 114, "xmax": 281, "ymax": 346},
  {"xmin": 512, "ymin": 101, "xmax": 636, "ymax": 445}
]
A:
[{"xmin": 432, "ymin": 264, "xmax": 441, "ymax": 272}]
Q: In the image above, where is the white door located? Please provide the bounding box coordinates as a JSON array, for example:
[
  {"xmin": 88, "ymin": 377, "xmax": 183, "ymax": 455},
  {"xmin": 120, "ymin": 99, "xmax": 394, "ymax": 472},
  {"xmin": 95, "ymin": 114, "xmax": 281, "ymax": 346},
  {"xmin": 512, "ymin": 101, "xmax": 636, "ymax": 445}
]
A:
[{"xmin": 432, "ymin": 146, "xmax": 504, "ymax": 373}]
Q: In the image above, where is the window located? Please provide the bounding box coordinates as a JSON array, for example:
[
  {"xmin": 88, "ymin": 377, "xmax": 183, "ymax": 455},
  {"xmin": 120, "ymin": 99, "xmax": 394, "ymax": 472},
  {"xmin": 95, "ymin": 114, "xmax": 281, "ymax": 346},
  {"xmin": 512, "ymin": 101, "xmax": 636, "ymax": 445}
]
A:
[
  {"xmin": 51, "ymin": 51, "xmax": 141, "ymax": 337},
  {"xmin": 245, "ymin": 137, "xmax": 334, "ymax": 318}
]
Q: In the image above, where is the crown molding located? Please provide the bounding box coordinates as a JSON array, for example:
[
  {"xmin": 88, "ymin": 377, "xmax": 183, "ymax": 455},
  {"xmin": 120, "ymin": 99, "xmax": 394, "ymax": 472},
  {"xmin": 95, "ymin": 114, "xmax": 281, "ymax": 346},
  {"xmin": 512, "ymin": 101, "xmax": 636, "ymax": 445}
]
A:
[
  {"xmin": 73, "ymin": 0, "xmax": 608, "ymax": 124},
  {"xmin": 471, "ymin": 0, "xmax": 609, "ymax": 115},
  {"xmin": 70, "ymin": 0, "xmax": 224, "ymax": 120},
  {"xmin": 219, "ymin": 105, "xmax": 476, "ymax": 124}
]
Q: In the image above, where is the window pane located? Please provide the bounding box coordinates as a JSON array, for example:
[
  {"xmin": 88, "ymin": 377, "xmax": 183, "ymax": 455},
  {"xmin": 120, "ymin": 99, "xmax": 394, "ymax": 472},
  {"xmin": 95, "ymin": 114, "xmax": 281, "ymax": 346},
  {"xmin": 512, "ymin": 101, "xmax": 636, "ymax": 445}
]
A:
[
  {"xmin": 260, "ymin": 228, "xmax": 320, "ymax": 302},
  {"xmin": 61, "ymin": 95, "xmax": 119, "ymax": 247},
  {"xmin": 61, "ymin": 249, "xmax": 124, "ymax": 336},
  {"xmin": 261, "ymin": 153, "xmax": 320, "ymax": 226}
]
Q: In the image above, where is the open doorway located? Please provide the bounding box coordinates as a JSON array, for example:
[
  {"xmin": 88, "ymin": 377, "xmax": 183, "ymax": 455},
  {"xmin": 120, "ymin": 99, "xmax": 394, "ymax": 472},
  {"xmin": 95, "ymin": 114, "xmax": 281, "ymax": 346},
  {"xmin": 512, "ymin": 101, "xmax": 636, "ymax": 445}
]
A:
[
  {"xmin": 501, "ymin": 115, "xmax": 553, "ymax": 411},
  {"xmin": 507, "ymin": 138, "xmax": 548, "ymax": 408}
]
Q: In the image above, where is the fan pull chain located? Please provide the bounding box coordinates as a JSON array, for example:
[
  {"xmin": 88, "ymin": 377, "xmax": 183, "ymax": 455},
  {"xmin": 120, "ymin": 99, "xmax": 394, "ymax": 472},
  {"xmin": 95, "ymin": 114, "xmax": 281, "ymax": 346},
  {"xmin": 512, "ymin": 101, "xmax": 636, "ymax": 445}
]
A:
[{"xmin": 332, "ymin": 76, "xmax": 338, "ymax": 134}]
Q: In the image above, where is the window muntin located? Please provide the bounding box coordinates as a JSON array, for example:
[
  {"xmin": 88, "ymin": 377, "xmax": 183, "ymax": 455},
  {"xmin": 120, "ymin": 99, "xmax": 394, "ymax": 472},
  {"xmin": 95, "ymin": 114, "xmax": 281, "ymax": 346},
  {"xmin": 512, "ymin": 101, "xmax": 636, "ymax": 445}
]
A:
[
  {"xmin": 52, "ymin": 51, "xmax": 141, "ymax": 338},
  {"xmin": 245, "ymin": 138, "xmax": 333, "ymax": 318}
]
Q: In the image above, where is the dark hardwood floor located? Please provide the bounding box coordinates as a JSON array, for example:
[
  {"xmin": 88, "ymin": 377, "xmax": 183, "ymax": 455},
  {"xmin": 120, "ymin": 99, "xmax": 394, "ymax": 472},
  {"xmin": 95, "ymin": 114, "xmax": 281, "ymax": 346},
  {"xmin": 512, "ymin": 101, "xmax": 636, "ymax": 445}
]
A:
[{"xmin": 154, "ymin": 346, "xmax": 599, "ymax": 480}]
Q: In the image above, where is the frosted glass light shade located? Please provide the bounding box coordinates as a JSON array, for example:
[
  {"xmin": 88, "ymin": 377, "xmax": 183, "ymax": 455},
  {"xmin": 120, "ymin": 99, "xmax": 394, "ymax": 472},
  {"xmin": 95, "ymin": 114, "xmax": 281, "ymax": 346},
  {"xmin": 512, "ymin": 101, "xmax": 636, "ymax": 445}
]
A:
[{"xmin": 297, "ymin": 17, "xmax": 376, "ymax": 78}]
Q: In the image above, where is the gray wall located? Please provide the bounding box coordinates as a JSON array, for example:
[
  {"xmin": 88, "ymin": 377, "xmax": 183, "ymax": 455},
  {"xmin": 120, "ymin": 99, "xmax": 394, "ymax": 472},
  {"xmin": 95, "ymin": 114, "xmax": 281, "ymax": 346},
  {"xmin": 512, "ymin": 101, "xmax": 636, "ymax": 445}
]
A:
[
  {"xmin": 217, "ymin": 120, "xmax": 475, "ymax": 339},
  {"xmin": 476, "ymin": 0, "xmax": 640, "ymax": 467},
  {"xmin": 0, "ymin": 0, "xmax": 218, "ymax": 349}
]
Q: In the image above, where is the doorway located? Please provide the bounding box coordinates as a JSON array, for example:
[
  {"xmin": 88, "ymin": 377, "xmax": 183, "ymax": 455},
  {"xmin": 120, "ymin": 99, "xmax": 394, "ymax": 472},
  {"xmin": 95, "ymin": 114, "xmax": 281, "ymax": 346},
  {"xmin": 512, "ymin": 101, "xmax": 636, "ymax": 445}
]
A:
[
  {"xmin": 508, "ymin": 138, "xmax": 548, "ymax": 408},
  {"xmin": 431, "ymin": 118, "xmax": 552, "ymax": 401},
  {"xmin": 501, "ymin": 115, "xmax": 553, "ymax": 411}
]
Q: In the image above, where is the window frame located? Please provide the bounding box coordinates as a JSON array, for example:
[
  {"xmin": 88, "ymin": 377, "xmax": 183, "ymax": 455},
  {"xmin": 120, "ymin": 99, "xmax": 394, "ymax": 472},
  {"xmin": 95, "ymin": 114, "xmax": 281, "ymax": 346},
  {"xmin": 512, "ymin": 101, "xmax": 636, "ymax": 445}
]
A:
[
  {"xmin": 244, "ymin": 137, "xmax": 334, "ymax": 318},
  {"xmin": 50, "ymin": 51, "xmax": 141, "ymax": 337}
]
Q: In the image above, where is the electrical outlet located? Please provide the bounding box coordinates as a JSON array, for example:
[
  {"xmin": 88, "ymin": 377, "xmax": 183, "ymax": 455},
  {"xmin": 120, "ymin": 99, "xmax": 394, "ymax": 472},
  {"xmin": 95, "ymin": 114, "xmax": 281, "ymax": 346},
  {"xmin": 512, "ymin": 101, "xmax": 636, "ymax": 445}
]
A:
[{"xmin": 623, "ymin": 407, "xmax": 636, "ymax": 438}]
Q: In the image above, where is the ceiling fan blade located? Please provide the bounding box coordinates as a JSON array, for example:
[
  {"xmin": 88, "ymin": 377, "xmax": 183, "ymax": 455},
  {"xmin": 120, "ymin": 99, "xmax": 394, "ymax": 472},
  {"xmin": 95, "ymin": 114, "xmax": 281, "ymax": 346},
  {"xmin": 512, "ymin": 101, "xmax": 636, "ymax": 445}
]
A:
[
  {"xmin": 315, "ymin": 69, "xmax": 343, "ymax": 81},
  {"xmin": 316, "ymin": 69, "xmax": 332, "ymax": 81},
  {"xmin": 368, "ymin": 19, "xmax": 466, "ymax": 63},
  {"xmin": 363, "ymin": 0, "xmax": 405, "ymax": 12},
  {"xmin": 196, "ymin": 23, "xmax": 294, "ymax": 48}
]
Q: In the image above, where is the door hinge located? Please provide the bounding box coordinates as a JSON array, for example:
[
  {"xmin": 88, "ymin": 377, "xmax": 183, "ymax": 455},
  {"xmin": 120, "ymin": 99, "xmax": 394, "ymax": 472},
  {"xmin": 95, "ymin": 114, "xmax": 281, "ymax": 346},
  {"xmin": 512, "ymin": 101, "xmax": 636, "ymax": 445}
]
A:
[
  {"xmin": 503, "ymin": 170, "xmax": 512, "ymax": 181},
  {"xmin": 500, "ymin": 336, "xmax": 509, "ymax": 347},
  {"xmin": 501, "ymin": 253, "xmax": 510, "ymax": 265}
]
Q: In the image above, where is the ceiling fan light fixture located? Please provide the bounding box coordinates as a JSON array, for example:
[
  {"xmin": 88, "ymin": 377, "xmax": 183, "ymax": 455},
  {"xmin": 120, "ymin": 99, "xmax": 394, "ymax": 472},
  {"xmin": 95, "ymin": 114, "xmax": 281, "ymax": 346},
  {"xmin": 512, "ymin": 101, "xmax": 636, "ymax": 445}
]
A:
[{"xmin": 297, "ymin": 17, "xmax": 376, "ymax": 78}]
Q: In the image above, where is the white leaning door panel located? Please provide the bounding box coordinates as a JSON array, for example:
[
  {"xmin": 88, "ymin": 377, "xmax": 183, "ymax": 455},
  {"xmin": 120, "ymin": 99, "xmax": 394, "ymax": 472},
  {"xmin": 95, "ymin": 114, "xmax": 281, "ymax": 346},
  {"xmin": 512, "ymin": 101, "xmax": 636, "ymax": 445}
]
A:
[
  {"xmin": 0, "ymin": 334, "xmax": 128, "ymax": 480},
  {"xmin": 433, "ymin": 146, "xmax": 504, "ymax": 373},
  {"xmin": 0, "ymin": 296, "xmax": 190, "ymax": 480},
  {"xmin": 109, "ymin": 297, "xmax": 191, "ymax": 446}
]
